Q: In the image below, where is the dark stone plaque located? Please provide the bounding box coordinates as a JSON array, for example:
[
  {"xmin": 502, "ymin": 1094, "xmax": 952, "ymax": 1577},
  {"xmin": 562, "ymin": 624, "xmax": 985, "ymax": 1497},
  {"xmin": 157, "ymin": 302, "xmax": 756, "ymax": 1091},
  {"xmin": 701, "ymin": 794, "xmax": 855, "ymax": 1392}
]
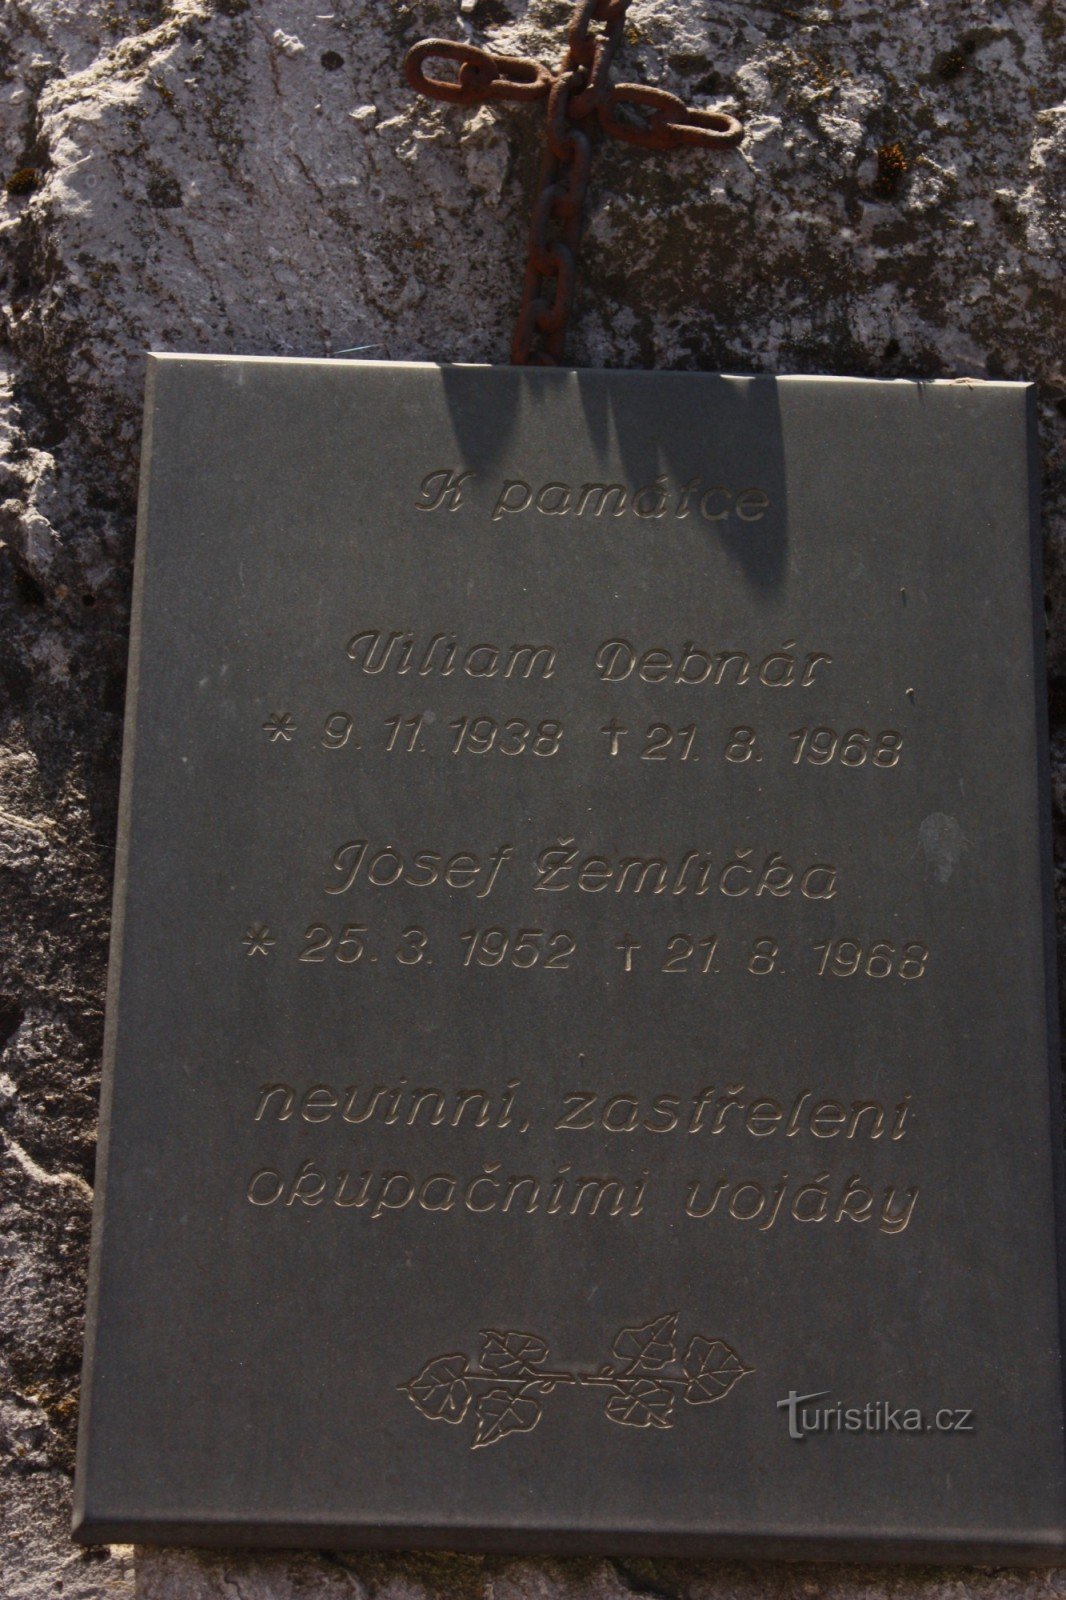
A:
[{"xmin": 74, "ymin": 358, "xmax": 1065, "ymax": 1561}]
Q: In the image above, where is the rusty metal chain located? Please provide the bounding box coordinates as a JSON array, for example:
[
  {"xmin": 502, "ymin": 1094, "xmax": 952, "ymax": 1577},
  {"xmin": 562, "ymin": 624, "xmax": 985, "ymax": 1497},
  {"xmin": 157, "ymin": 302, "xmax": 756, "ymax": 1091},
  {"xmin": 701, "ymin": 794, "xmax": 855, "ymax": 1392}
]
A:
[{"xmin": 405, "ymin": 1, "xmax": 743, "ymax": 365}]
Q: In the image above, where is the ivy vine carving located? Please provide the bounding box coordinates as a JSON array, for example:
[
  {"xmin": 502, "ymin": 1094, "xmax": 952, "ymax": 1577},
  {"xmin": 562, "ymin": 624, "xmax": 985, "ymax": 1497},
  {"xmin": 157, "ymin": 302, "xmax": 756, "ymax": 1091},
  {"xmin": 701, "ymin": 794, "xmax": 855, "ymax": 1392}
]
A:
[{"xmin": 400, "ymin": 1312, "xmax": 752, "ymax": 1448}]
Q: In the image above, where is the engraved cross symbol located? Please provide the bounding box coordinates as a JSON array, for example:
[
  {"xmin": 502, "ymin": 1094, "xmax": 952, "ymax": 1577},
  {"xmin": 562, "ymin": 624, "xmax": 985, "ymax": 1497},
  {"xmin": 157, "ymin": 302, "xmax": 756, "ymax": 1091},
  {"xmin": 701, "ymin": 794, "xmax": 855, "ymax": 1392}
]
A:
[{"xmin": 405, "ymin": 2, "xmax": 743, "ymax": 364}]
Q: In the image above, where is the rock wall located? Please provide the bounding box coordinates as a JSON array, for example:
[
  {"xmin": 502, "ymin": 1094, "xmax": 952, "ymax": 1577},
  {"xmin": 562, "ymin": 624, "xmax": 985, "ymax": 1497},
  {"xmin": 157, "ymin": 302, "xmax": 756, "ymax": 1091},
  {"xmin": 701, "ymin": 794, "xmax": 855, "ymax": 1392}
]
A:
[{"xmin": 1, "ymin": 2, "xmax": 1063, "ymax": 1596}]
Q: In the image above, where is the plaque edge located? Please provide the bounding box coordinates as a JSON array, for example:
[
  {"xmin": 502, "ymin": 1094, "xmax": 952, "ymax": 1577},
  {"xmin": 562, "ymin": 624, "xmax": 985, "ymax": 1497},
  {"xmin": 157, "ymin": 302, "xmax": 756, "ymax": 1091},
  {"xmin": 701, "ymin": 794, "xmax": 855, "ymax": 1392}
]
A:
[
  {"xmin": 69, "ymin": 1508, "xmax": 1066, "ymax": 1566},
  {"xmin": 138, "ymin": 350, "xmax": 1036, "ymax": 395},
  {"xmin": 1026, "ymin": 382, "xmax": 1066, "ymax": 1495},
  {"xmin": 71, "ymin": 354, "xmax": 163, "ymax": 1536}
]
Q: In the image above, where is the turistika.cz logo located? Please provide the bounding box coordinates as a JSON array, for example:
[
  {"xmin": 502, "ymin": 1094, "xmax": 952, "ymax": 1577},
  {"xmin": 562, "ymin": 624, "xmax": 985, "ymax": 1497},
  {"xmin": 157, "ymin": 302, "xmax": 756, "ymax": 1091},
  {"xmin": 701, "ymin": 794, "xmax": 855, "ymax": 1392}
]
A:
[{"xmin": 778, "ymin": 1389, "xmax": 975, "ymax": 1440}]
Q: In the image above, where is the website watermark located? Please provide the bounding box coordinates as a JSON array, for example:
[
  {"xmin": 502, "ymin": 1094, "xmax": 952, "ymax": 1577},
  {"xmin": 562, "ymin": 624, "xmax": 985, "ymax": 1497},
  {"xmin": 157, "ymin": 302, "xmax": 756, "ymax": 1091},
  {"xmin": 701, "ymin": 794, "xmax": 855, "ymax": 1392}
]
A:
[{"xmin": 778, "ymin": 1389, "xmax": 975, "ymax": 1441}]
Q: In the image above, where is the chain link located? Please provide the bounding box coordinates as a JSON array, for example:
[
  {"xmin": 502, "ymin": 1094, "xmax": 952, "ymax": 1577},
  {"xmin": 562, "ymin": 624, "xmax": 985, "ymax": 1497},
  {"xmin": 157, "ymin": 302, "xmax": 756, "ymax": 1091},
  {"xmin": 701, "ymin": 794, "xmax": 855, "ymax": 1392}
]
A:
[
  {"xmin": 601, "ymin": 84, "xmax": 743, "ymax": 151},
  {"xmin": 405, "ymin": 0, "xmax": 743, "ymax": 365},
  {"xmin": 405, "ymin": 40, "xmax": 552, "ymax": 105}
]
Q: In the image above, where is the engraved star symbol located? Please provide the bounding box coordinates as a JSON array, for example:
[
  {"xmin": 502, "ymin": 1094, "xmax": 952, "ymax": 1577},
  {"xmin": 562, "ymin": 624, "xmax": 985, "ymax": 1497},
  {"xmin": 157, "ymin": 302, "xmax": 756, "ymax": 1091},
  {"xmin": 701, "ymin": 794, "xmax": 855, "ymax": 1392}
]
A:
[
  {"xmin": 243, "ymin": 925, "xmax": 276, "ymax": 957},
  {"xmin": 263, "ymin": 711, "xmax": 296, "ymax": 743}
]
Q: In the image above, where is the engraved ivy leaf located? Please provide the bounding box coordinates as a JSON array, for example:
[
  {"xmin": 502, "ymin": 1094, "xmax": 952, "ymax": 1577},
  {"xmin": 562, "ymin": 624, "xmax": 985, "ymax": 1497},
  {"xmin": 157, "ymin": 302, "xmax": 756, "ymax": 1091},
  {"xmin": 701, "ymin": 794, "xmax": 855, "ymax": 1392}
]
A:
[
  {"xmin": 604, "ymin": 1378, "xmax": 675, "ymax": 1429},
  {"xmin": 681, "ymin": 1336, "xmax": 753, "ymax": 1405},
  {"xmin": 611, "ymin": 1312, "xmax": 678, "ymax": 1373},
  {"xmin": 479, "ymin": 1329, "xmax": 550, "ymax": 1376},
  {"xmin": 401, "ymin": 1354, "xmax": 472, "ymax": 1424},
  {"xmin": 472, "ymin": 1386, "xmax": 542, "ymax": 1449}
]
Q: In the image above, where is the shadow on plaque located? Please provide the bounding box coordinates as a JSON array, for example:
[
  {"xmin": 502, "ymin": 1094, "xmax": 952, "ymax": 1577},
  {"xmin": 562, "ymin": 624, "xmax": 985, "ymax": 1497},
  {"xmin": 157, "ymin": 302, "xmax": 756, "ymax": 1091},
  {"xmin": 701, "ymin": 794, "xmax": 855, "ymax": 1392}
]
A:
[{"xmin": 434, "ymin": 362, "xmax": 788, "ymax": 597}]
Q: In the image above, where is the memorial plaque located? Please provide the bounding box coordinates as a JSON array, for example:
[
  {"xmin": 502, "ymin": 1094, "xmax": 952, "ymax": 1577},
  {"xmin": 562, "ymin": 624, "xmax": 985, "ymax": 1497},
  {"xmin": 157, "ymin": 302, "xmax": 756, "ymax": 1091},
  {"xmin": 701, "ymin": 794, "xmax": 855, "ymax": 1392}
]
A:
[{"xmin": 75, "ymin": 358, "xmax": 1065, "ymax": 1561}]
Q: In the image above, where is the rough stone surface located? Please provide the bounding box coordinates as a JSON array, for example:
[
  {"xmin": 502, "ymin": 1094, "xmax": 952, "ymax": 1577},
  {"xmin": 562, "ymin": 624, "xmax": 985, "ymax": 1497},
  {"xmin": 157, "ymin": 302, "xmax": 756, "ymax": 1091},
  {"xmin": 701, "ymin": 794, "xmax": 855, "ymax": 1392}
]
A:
[{"xmin": 0, "ymin": 1, "xmax": 1063, "ymax": 1596}]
